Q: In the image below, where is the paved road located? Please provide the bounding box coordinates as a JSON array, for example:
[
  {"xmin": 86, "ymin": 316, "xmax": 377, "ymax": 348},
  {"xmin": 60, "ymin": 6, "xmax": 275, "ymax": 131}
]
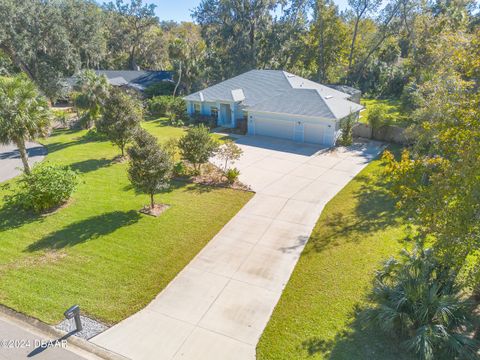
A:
[
  {"xmin": 92, "ymin": 136, "xmax": 384, "ymax": 360},
  {"xmin": 0, "ymin": 142, "xmax": 46, "ymax": 183},
  {"xmin": 0, "ymin": 314, "xmax": 97, "ymax": 360}
]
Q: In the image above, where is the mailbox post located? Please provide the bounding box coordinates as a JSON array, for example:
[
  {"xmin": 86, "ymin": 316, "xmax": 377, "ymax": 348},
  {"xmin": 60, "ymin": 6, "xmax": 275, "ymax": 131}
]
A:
[{"xmin": 64, "ymin": 305, "xmax": 82, "ymax": 332}]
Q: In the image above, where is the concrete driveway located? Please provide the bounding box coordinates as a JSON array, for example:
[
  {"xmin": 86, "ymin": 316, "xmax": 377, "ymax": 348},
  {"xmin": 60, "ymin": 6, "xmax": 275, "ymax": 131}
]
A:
[
  {"xmin": 92, "ymin": 136, "xmax": 384, "ymax": 360},
  {"xmin": 0, "ymin": 142, "xmax": 46, "ymax": 183}
]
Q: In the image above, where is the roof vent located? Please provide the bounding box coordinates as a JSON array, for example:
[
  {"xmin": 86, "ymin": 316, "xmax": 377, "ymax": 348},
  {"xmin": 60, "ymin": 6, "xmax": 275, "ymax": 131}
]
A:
[
  {"xmin": 325, "ymin": 95, "xmax": 333, "ymax": 99},
  {"xmin": 287, "ymin": 74, "xmax": 295, "ymax": 78},
  {"xmin": 199, "ymin": 92, "xmax": 205, "ymax": 102}
]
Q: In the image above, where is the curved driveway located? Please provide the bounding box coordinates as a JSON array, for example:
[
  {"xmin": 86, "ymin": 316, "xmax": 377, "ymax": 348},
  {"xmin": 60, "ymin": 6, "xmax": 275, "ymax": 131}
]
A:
[
  {"xmin": 0, "ymin": 142, "xmax": 46, "ymax": 183},
  {"xmin": 92, "ymin": 136, "xmax": 385, "ymax": 360}
]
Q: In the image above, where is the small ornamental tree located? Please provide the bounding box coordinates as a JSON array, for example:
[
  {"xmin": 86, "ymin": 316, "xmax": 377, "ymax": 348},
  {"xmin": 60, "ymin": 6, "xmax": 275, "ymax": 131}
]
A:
[
  {"xmin": 338, "ymin": 113, "xmax": 356, "ymax": 146},
  {"xmin": 127, "ymin": 130, "xmax": 173, "ymax": 210},
  {"xmin": 178, "ymin": 124, "xmax": 219, "ymax": 172},
  {"xmin": 97, "ymin": 89, "xmax": 142, "ymax": 157},
  {"xmin": 217, "ymin": 140, "xmax": 243, "ymax": 171}
]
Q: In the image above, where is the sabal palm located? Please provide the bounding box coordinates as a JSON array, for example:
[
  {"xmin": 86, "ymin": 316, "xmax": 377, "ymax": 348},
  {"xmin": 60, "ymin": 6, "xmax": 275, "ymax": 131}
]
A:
[
  {"xmin": 364, "ymin": 247, "xmax": 479, "ymax": 360},
  {"xmin": 74, "ymin": 70, "xmax": 110, "ymax": 127},
  {"xmin": 0, "ymin": 75, "xmax": 50, "ymax": 174}
]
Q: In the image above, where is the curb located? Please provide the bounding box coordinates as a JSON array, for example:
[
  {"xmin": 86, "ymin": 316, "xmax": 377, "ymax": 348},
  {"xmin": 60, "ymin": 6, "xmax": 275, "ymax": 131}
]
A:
[{"xmin": 0, "ymin": 304, "xmax": 129, "ymax": 360}]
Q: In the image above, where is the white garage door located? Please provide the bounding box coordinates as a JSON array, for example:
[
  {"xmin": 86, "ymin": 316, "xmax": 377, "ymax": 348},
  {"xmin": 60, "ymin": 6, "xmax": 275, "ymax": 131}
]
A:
[
  {"xmin": 254, "ymin": 117, "xmax": 294, "ymax": 140},
  {"xmin": 304, "ymin": 123, "xmax": 326, "ymax": 144}
]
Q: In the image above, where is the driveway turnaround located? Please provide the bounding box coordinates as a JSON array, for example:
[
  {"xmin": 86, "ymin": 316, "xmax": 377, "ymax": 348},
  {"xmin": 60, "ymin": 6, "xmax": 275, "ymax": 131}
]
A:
[
  {"xmin": 0, "ymin": 142, "xmax": 46, "ymax": 183},
  {"xmin": 92, "ymin": 136, "xmax": 384, "ymax": 360}
]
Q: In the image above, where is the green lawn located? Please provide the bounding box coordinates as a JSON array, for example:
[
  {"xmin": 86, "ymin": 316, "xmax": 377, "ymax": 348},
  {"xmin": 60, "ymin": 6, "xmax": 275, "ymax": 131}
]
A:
[
  {"xmin": 257, "ymin": 148, "xmax": 411, "ymax": 360},
  {"xmin": 360, "ymin": 98, "xmax": 410, "ymax": 127},
  {"xmin": 0, "ymin": 118, "xmax": 252, "ymax": 325}
]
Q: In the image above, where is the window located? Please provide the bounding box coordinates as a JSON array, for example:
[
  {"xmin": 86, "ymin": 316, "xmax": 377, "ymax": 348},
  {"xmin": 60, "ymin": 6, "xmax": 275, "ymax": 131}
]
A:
[
  {"xmin": 211, "ymin": 106, "xmax": 218, "ymax": 118},
  {"xmin": 242, "ymin": 111, "xmax": 248, "ymax": 121},
  {"xmin": 194, "ymin": 103, "xmax": 201, "ymax": 114}
]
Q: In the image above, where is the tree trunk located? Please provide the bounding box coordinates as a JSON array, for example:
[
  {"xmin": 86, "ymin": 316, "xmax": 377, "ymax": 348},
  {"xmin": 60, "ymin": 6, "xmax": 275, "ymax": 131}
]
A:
[
  {"xmin": 173, "ymin": 62, "xmax": 182, "ymax": 97},
  {"xmin": 15, "ymin": 138, "xmax": 31, "ymax": 174},
  {"xmin": 150, "ymin": 193, "xmax": 155, "ymax": 209},
  {"xmin": 347, "ymin": 14, "xmax": 363, "ymax": 83},
  {"xmin": 129, "ymin": 45, "xmax": 138, "ymax": 70}
]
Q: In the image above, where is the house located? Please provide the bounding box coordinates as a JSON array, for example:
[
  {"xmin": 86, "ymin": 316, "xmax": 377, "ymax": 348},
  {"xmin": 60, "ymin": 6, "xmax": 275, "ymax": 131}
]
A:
[
  {"xmin": 93, "ymin": 70, "xmax": 173, "ymax": 92},
  {"xmin": 65, "ymin": 70, "xmax": 174, "ymax": 94},
  {"xmin": 184, "ymin": 70, "xmax": 364, "ymax": 146}
]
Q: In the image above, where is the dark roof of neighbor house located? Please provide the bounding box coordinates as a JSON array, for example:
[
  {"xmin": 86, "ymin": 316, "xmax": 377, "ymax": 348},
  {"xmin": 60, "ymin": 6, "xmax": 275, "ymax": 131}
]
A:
[
  {"xmin": 184, "ymin": 70, "xmax": 363, "ymax": 120},
  {"xmin": 94, "ymin": 70, "xmax": 173, "ymax": 90}
]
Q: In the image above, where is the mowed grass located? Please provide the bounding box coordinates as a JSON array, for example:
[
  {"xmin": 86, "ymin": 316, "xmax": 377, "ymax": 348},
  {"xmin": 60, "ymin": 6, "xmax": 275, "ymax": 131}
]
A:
[
  {"xmin": 257, "ymin": 148, "xmax": 411, "ymax": 360},
  {"xmin": 0, "ymin": 118, "xmax": 252, "ymax": 325},
  {"xmin": 360, "ymin": 98, "xmax": 410, "ymax": 127}
]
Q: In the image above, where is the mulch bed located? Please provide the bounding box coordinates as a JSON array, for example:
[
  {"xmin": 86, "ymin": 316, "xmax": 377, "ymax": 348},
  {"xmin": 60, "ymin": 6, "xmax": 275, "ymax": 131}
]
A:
[{"xmin": 139, "ymin": 204, "xmax": 170, "ymax": 217}]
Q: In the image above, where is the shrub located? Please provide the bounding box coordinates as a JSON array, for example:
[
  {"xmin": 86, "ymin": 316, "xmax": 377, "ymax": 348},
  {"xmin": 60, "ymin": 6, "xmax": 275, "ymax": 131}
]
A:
[
  {"xmin": 368, "ymin": 104, "xmax": 391, "ymax": 135},
  {"xmin": 147, "ymin": 96, "xmax": 170, "ymax": 116},
  {"xmin": 15, "ymin": 164, "xmax": 78, "ymax": 213},
  {"xmin": 363, "ymin": 247, "xmax": 479, "ymax": 360},
  {"xmin": 144, "ymin": 81, "xmax": 176, "ymax": 97},
  {"xmin": 147, "ymin": 96, "xmax": 187, "ymax": 126},
  {"xmin": 173, "ymin": 161, "xmax": 187, "ymax": 177},
  {"xmin": 189, "ymin": 113, "xmax": 217, "ymax": 129},
  {"xmin": 225, "ymin": 168, "xmax": 240, "ymax": 185},
  {"xmin": 178, "ymin": 124, "xmax": 219, "ymax": 172},
  {"xmin": 338, "ymin": 113, "xmax": 356, "ymax": 146}
]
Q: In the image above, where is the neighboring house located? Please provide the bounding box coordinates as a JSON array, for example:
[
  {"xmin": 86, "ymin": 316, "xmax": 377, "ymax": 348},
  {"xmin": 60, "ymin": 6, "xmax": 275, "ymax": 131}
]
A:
[
  {"xmin": 94, "ymin": 70, "xmax": 173, "ymax": 92},
  {"xmin": 65, "ymin": 70, "xmax": 173, "ymax": 94},
  {"xmin": 184, "ymin": 70, "xmax": 364, "ymax": 146}
]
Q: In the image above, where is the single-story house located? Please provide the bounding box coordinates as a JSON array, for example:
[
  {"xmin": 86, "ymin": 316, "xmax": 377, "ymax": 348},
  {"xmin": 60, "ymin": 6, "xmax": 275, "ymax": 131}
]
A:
[
  {"xmin": 94, "ymin": 70, "xmax": 173, "ymax": 92},
  {"xmin": 184, "ymin": 70, "xmax": 363, "ymax": 146},
  {"xmin": 65, "ymin": 70, "xmax": 173, "ymax": 94}
]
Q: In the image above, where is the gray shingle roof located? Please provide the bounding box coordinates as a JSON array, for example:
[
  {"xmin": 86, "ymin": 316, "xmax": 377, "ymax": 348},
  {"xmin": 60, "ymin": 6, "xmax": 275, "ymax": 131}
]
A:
[{"xmin": 184, "ymin": 70, "xmax": 363, "ymax": 120}]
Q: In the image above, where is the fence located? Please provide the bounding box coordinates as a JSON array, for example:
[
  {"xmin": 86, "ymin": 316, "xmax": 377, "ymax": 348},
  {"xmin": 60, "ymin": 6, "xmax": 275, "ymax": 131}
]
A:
[{"xmin": 353, "ymin": 123, "xmax": 408, "ymax": 144}]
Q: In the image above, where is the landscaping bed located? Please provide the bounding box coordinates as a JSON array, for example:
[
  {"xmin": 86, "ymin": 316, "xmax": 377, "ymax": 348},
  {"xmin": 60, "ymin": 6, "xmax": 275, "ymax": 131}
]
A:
[{"xmin": 0, "ymin": 124, "xmax": 252, "ymax": 325}]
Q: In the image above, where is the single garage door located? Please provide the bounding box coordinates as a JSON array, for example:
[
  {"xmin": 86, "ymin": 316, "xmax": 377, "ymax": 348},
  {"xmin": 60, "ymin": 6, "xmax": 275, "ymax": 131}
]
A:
[
  {"xmin": 254, "ymin": 117, "xmax": 294, "ymax": 140},
  {"xmin": 304, "ymin": 123, "xmax": 326, "ymax": 144}
]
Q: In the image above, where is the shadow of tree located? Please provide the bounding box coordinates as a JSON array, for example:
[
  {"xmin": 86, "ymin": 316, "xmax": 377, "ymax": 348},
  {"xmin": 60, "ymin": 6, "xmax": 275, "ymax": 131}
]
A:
[
  {"xmin": 69, "ymin": 158, "xmax": 113, "ymax": 174},
  {"xmin": 45, "ymin": 129, "xmax": 108, "ymax": 154},
  {"xmin": 25, "ymin": 210, "xmax": 141, "ymax": 252},
  {"xmin": 0, "ymin": 202, "xmax": 43, "ymax": 233},
  {"xmin": 299, "ymin": 306, "xmax": 408, "ymax": 359},
  {"xmin": 306, "ymin": 163, "xmax": 410, "ymax": 254}
]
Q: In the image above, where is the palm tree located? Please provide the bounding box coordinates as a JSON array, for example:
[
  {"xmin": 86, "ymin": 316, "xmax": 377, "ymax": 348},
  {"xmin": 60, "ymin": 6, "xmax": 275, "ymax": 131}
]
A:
[
  {"xmin": 73, "ymin": 70, "xmax": 110, "ymax": 128},
  {"xmin": 0, "ymin": 75, "xmax": 51, "ymax": 174},
  {"xmin": 363, "ymin": 247, "xmax": 479, "ymax": 360}
]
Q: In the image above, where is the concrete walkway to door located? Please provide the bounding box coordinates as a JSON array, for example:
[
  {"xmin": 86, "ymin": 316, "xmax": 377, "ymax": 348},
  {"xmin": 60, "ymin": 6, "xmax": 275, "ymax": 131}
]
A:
[{"xmin": 92, "ymin": 136, "xmax": 385, "ymax": 360}]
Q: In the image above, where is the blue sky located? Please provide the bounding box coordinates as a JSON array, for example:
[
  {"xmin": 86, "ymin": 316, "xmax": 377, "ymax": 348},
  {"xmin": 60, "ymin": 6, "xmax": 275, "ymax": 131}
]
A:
[{"xmin": 100, "ymin": 0, "xmax": 351, "ymax": 22}]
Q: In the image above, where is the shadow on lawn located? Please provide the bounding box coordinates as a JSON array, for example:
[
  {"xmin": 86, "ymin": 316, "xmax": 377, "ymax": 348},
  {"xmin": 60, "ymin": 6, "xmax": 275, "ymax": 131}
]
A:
[
  {"xmin": 299, "ymin": 307, "xmax": 407, "ymax": 359},
  {"xmin": 69, "ymin": 158, "xmax": 113, "ymax": 174},
  {"xmin": 307, "ymin": 162, "xmax": 409, "ymax": 254},
  {"xmin": 46, "ymin": 129, "xmax": 108, "ymax": 154},
  {"xmin": 25, "ymin": 210, "xmax": 141, "ymax": 252},
  {"xmin": 0, "ymin": 203, "xmax": 43, "ymax": 233}
]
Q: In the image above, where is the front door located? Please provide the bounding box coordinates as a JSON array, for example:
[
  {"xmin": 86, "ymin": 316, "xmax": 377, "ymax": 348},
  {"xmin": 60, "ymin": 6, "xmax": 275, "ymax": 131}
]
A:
[{"xmin": 220, "ymin": 104, "xmax": 232, "ymax": 126}]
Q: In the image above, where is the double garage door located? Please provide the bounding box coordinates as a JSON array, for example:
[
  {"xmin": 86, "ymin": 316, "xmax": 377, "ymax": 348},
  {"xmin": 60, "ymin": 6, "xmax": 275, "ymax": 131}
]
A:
[{"xmin": 252, "ymin": 117, "xmax": 332, "ymax": 146}]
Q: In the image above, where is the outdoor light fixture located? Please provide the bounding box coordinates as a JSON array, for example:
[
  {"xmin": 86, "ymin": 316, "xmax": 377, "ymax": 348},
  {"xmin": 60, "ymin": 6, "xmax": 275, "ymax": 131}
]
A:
[{"xmin": 64, "ymin": 305, "xmax": 82, "ymax": 332}]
